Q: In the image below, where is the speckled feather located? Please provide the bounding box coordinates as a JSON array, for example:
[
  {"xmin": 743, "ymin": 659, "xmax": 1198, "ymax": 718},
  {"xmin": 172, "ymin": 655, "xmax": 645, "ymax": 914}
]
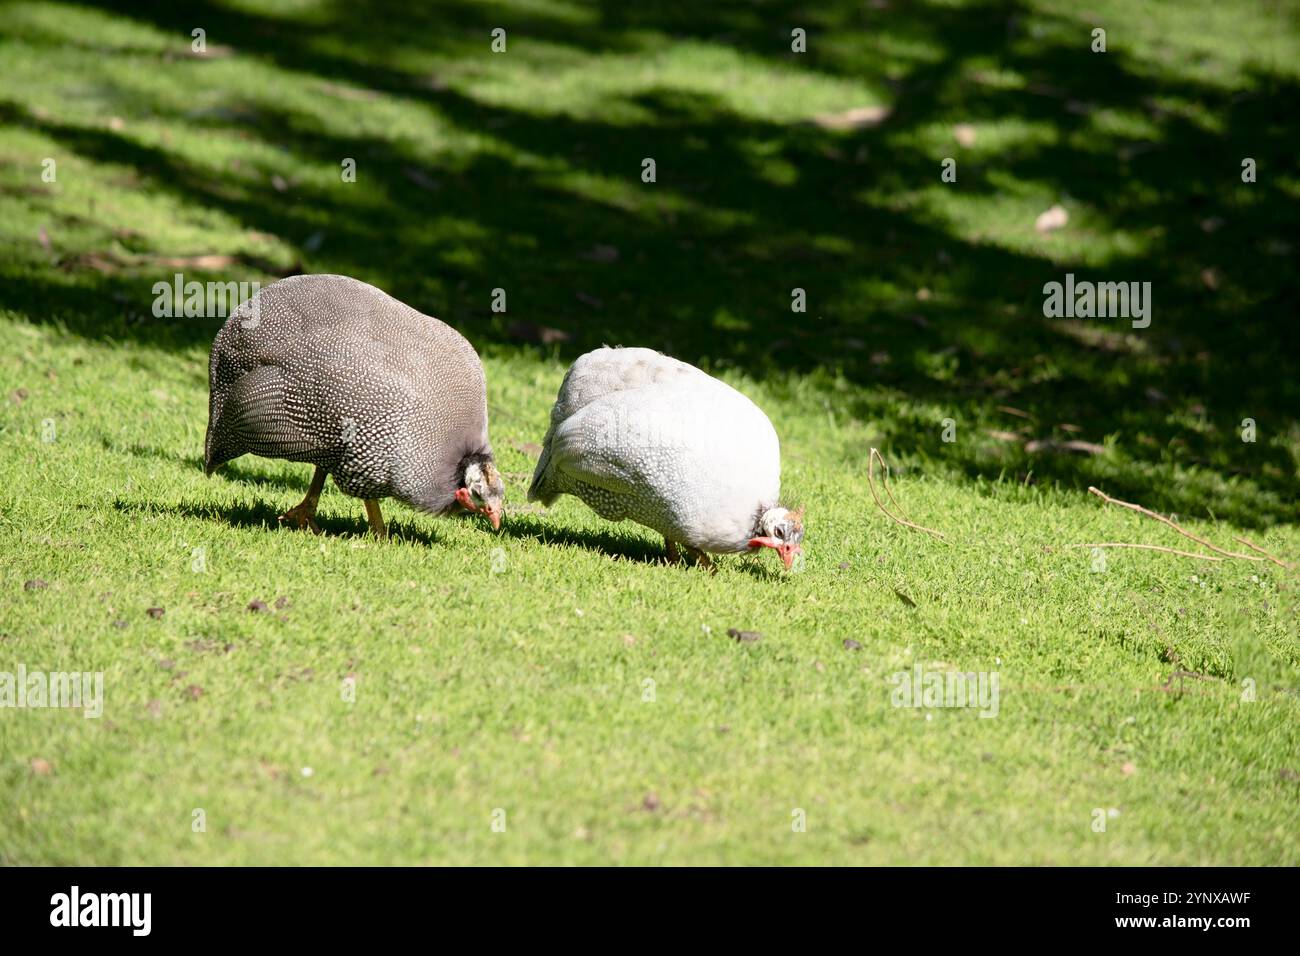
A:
[
  {"xmin": 528, "ymin": 347, "xmax": 783, "ymax": 553},
  {"xmin": 205, "ymin": 274, "xmax": 491, "ymax": 513}
]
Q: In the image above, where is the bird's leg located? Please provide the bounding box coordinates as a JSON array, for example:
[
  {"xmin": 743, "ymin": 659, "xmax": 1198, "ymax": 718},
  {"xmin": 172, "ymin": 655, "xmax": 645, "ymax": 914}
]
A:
[
  {"xmin": 685, "ymin": 546, "xmax": 715, "ymax": 572},
  {"xmin": 664, "ymin": 538, "xmax": 683, "ymax": 565},
  {"xmin": 278, "ymin": 466, "xmax": 326, "ymax": 534},
  {"xmin": 364, "ymin": 499, "xmax": 387, "ymax": 539}
]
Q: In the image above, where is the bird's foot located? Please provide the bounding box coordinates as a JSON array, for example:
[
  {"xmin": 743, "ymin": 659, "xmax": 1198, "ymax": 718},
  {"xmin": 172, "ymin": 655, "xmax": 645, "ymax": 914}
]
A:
[
  {"xmin": 685, "ymin": 547, "xmax": 716, "ymax": 573},
  {"xmin": 364, "ymin": 499, "xmax": 388, "ymax": 539},
  {"xmin": 278, "ymin": 503, "xmax": 322, "ymax": 534}
]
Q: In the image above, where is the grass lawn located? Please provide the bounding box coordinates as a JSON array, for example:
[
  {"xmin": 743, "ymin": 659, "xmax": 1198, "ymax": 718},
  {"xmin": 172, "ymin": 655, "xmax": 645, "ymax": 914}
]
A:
[{"xmin": 1, "ymin": 0, "xmax": 1297, "ymax": 865}]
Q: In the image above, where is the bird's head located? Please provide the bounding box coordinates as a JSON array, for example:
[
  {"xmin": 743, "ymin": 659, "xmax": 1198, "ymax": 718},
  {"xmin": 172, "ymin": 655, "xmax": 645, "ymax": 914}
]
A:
[
  {"xmin": 749, "ymin": 505, "xmax": 804, "ymax": 570},
  {"xmin": 456, "ymin": 455, "xmax": 505, "ymax": 530}
]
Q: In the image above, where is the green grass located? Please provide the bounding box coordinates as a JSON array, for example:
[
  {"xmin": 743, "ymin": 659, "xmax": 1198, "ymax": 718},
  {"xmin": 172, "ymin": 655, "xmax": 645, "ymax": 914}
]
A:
[{"xmin": 1, "ymin": 0, "xmax": 1298, "ymax": 865}]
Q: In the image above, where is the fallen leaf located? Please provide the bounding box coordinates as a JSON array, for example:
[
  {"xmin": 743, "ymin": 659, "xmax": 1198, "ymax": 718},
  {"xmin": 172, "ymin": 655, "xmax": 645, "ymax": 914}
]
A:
[
  {"xmin": 30, "ymin": 758, "xmax": 53, "ymax": 776},
  {"xmin": 1024, "ymin": 439, "xmax": 1106, "ymax": 455},
  {"xmin": 1200, "ymin": 268, "xmax": 1219, "ymax": 291},
  {"xmin": 953, "ymin": 123, "xmax": 977, "ymax": 147},
  {"xmin": 726, "ymin": 628, "xmax": 762, "ymax": 643},
  {"xmin": 893, "ymin": 589, "xmax": 918, "ymax": 608},
  {"xmin": 1034, "ymin": 204, "xmax": 1069, "ymax": 233},
  {"xmin": 184, "ymin": 684, "xmax": 205, "ymax": 701},
  {"xmin": 1121, "ymin": 761, "xmax": 1137, "ymax": 776},
  {"xmin": 147, "ymin": 253, "xmax": 241, "ymax": 269},
  {"xmin": 810, "ymin": 105, "xmax": 891, "ymax": 130},
  {"xmin": 512, "ymin": 440, "xmax": 543, "ymax": 458},
  {"xmin": 641, "ymin": 793, "xmax": 661, "ymax": 812},
  {"xmin": 146, "ymin": 606, "xmax": 164, "ymax": 619},
  {"xmin": 23, "ymin": 579, "xmax": 48, "ymax": 591},
  {"xmin": 37, "ymin": 226, "xmax": 51, "ymax": 251},
  {"xmin": 843, "ymin": 639, "xmax": 863, "ymax": 650},
  {"xmin": 247, "ymin": 599, "xmax": 268, "ymax": 612}
]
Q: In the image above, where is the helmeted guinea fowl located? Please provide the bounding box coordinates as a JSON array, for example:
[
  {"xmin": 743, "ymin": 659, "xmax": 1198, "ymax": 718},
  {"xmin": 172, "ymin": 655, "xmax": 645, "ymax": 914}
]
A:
[
  {"xmin": 204, "ymin": 274, "xmax": 504, "ymax": 537},
  {"xmin": 528, "ymin": 346, "xmax": 803, "ymax": 569}
]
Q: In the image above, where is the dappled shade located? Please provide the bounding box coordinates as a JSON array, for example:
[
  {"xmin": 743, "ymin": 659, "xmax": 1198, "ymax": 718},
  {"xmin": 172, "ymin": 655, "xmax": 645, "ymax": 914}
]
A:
[{"xmin": 2, "ymin": 0, "xmax": 1296, "ymax": 526}]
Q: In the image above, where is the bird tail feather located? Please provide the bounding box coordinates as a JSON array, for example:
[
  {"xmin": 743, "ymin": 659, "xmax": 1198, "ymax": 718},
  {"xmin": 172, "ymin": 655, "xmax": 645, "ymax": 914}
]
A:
[{"xmin": 527, "ymin": 440, "xmax": 559, "ymax": 505}]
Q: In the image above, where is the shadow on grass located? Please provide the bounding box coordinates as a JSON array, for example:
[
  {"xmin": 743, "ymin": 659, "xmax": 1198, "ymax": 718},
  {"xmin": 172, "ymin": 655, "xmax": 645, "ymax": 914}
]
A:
[
  {"xmin": 495, "ymin": 511, "xmax": 669, "ymax": 564},
  {"xmin": 497, "ymin": 511, "xmax": 789, "ymax": 577},
  {"xmin": 4, "ymin": 0, "xmax": 1297, "ymax": 527},
  {"xmin": 111, "ymin": 495, "xmax": 448, "ymax": 546}
]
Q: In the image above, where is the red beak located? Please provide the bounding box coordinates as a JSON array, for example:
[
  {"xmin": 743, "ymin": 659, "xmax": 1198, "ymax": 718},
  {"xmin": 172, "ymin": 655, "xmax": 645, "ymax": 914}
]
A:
[
  {"xmin": 749, "ymin": 537, "xmax": 801, "ymax": 570},
  {"xmin": 456, "ymin": 487, "xmax": 500, "ymax": 530}
]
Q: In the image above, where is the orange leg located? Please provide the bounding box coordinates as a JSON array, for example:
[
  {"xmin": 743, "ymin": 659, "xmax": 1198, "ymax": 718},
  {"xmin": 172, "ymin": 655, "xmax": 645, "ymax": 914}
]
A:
[{"xmin": 278, "ymin": 466, "xmax": 326, "ymax": 534}]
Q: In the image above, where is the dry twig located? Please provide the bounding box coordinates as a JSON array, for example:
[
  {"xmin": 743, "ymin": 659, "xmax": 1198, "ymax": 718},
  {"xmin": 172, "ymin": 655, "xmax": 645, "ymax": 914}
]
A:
[
  {"xmin": 1086, "ymin": 486, "xmax": 1262, "ymax": 561},
  {"xmin": 1231, "ymin": 536, "xmax": 1291, "ymax": 570},
  {"xmin": 867, "ymin": 448, "xmax": 945, "ymax": 539}
]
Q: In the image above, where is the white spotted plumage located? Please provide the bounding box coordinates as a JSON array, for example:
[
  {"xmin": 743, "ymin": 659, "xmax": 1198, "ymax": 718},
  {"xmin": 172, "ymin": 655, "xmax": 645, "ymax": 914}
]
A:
[{"xmin": 528, "ymin": 347, "xmax": 786, "ymax": 555}]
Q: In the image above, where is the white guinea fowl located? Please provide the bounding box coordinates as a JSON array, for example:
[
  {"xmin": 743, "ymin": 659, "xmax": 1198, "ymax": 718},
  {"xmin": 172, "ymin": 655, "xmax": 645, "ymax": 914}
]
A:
[{"xmin": 528, "ymin": 347, "xmax": 803, "ymax": 569}]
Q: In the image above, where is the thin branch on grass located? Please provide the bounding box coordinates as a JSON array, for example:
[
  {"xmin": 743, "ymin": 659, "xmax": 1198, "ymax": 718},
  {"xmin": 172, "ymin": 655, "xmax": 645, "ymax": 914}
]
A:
[
  {"xmin": 1065, "ymin": 543, "xmax": 1223, "ymax": 561},
  {"xmin": 867, "ymin": 448, "xmax": 945, "ymax": 539},
  {"xmin": 1086, "ymin": 486, "xmax": 1264, "ymax": 561},
  {"xmin": 1231, "ymin": 536, "xmax": 1292, "ymax": 570},
  {"xmin": 869, "ymin": 448, "xmax": 911, "ymax": 520}
]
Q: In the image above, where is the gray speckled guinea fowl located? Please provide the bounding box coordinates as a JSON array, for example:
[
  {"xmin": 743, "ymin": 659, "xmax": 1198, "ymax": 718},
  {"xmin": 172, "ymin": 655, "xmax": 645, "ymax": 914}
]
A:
[{"xmin": 204, "ymin": 274, "xmax": 504, "ymax": 537}]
